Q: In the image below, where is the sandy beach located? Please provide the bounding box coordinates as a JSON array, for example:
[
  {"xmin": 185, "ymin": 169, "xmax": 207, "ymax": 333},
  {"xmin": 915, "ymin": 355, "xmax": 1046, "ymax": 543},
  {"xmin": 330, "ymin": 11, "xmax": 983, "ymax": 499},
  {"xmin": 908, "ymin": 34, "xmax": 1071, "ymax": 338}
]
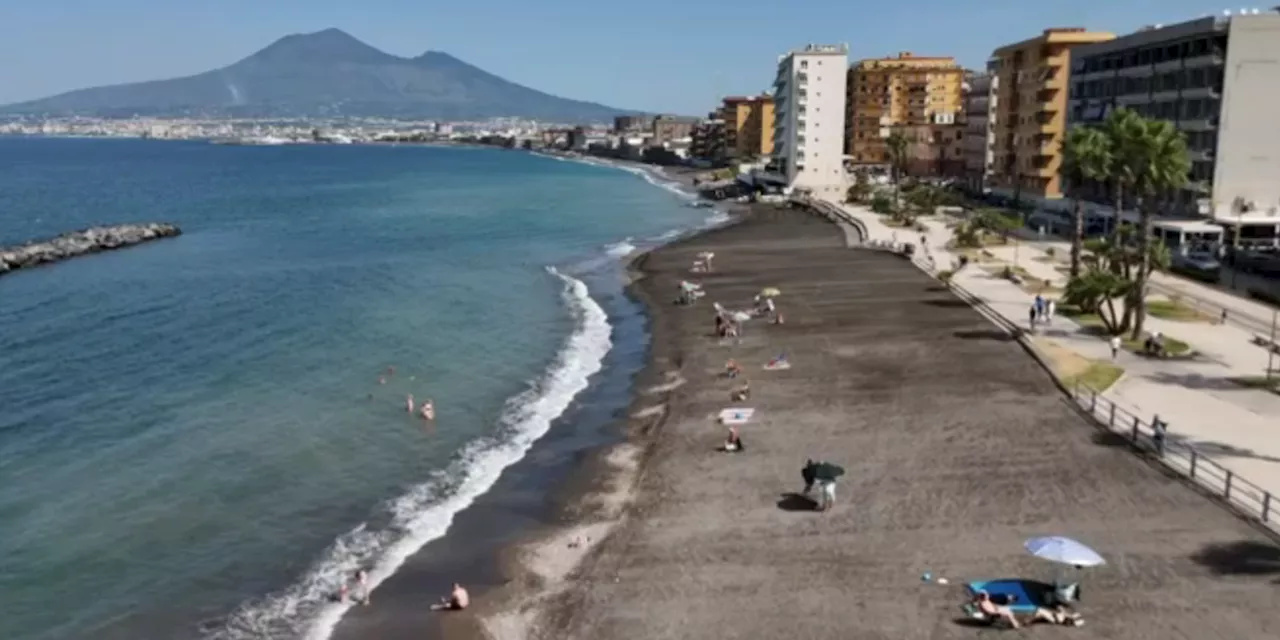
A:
[{"xmin": 476, "ymin": 205, "xmax": 1280, "ymax": 639}]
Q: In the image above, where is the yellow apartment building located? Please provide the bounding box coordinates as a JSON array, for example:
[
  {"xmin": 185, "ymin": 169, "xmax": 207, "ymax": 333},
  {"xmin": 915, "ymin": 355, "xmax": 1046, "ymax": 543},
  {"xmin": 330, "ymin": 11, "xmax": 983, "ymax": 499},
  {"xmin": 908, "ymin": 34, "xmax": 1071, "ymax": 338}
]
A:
[
  {"xmin": 989, "ymin": 28, "xmax": 1114, "ymax": 202},
  {"xmin": 845, "ymin": 52, "xmax": 965, "ymax": 166},
  {"xmin": 718, "ymin": 95, "xmax": 775, "ymax": 159}
]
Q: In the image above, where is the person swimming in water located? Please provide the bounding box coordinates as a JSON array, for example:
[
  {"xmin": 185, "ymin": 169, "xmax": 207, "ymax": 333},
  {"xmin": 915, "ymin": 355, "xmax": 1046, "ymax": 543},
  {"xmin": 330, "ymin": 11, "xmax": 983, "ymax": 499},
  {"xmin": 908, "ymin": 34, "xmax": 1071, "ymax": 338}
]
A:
[
  {"xmin": 406, "ymin": 394, "xmax": 415, "ymax": 413},
  {"xmin": 420, "ymin": 399, "xmax": 435, "ymax": 421}
]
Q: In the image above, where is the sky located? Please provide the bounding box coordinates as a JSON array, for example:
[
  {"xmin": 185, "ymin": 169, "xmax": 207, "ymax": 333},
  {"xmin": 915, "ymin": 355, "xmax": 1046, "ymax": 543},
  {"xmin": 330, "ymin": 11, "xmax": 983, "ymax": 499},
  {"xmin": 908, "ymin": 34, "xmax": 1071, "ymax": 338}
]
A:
[{"xmin": 0, "ymin": 0, "xmax": 1254, "ymax": 114}]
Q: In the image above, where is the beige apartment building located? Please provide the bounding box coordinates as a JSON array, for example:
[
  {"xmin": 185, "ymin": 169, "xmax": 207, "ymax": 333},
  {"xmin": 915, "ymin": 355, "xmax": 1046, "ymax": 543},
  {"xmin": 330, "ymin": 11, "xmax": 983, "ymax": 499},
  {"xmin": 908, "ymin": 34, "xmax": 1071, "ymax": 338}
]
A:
[
  {"xmin": 989, "ymin": 28, "xmax": 1115, "ymax": 203},
  {"xmin": 845, "ymin": 52, "xmax": 965, "ymax": 167},
  {"xmin": 719, "ymin": 95, "xmax": 776, "ymax": 159}
]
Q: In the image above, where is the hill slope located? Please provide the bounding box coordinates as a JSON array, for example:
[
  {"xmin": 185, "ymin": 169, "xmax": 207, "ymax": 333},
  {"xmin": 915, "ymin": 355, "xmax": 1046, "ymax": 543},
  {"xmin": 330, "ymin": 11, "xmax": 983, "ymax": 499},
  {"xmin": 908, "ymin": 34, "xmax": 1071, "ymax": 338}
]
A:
[{"xmin": 2, "ymin": 29, "xmax": 634, "ymax": 121}]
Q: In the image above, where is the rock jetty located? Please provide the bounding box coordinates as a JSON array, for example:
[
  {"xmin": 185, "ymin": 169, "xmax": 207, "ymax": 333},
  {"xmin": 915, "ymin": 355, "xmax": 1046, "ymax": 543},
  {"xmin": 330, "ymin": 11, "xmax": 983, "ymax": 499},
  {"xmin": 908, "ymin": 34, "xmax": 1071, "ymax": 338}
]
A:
[{"xmin": 0, "ymin": 223, "xmax": 182, "ymax": 277}]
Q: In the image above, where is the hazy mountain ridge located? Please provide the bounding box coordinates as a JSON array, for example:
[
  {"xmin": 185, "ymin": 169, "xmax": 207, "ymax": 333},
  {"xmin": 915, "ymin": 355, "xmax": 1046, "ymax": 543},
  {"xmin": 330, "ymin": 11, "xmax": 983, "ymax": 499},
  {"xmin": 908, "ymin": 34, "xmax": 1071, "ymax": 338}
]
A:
[{"xmin": 2, "ymin": 29, "xmax": 635, "ymax": 121}]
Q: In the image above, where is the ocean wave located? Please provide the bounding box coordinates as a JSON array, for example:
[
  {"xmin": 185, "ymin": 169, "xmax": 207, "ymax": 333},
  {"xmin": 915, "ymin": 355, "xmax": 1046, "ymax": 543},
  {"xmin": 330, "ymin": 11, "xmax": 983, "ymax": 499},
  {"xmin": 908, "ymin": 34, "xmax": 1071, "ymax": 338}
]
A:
[
  {"xmin": 202, "ymin": 268, "xmax": 612, "ymax": 640},
  {"xmin": 602, "ymin": 238, "xmax": 637, "ymax": 258}
]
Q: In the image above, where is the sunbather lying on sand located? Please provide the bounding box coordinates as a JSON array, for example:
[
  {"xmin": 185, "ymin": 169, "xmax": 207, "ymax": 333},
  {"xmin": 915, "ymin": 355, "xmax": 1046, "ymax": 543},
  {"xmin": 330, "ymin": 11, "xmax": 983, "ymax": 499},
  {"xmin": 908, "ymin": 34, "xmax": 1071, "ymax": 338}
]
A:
[
  {"xmin": 973, "ymin": 591, "xmax": 1020, "ymax": 628},
  {"xmin": 725, "ymin": 359, "xmax": 741, "ymax": 378},
  {"xmin": 731, "ymin": 382, "xmax": 750, "ymax": 401}
]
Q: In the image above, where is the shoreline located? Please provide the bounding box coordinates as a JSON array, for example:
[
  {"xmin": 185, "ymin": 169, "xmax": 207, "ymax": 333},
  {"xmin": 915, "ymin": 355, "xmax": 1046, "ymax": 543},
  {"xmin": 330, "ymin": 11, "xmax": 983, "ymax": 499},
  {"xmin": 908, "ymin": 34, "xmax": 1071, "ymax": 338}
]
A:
[{"xmin": 465, "ymin": 210, "xmax": 757, "ymax": 640}]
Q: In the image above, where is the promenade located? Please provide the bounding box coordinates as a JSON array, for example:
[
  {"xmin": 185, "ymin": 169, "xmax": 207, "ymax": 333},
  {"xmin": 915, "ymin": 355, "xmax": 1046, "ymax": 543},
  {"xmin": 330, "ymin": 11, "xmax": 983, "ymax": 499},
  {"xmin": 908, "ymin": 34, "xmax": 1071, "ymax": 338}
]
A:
[
  {"xmin": 541, "ymin": 208, "xmax": 1280, "ymax": 640},
  {"xmin": 829, "ymin": 198, "xmax": 1280, "ymax": 505}
]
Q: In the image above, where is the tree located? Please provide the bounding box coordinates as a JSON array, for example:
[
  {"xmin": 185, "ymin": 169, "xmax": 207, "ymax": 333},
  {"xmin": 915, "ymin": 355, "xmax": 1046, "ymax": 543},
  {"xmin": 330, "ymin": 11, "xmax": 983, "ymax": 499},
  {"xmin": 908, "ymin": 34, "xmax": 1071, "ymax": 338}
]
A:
[
  {"xmin": 1128, "ymin": 119, "xmax": 1192, "ymax": 340},
  {"xmin": 870, "ymin": 193, "xmax": 894, "ymax": 215},
  {"xmin": 885, "ymin": 132, "xmax": 909, "ymax": 212},
  {"xmin": 1101, "ymin": 108, "xmax": 1146, "ymax": 244},
  {"xmin": 905, "ymin": 185, "xmax": 942, "ymax": 218},
  {"xmin": 1060, "ymin": 125, "xmax": 1111, "ymax": 280},
  {"xmin": 846, "ymin": 173, "xmax": 873, "ymax": 204}
]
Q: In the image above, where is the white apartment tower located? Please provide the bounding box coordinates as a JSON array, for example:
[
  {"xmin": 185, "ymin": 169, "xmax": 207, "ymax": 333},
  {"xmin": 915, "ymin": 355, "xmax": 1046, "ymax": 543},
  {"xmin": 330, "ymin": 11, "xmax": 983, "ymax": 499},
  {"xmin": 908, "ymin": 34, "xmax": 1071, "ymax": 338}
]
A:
[{"xmin": 771, "ymin": 44, "xmax": 849, "ymax": 196}]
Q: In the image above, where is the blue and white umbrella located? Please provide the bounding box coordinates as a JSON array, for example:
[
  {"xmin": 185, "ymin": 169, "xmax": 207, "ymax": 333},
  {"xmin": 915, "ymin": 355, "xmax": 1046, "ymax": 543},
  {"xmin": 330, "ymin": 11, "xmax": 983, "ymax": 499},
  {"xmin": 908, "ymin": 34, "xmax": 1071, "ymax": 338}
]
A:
[{"xmin": 1024, "ymin": 536, "xmax": 1106, "ymax": 567}]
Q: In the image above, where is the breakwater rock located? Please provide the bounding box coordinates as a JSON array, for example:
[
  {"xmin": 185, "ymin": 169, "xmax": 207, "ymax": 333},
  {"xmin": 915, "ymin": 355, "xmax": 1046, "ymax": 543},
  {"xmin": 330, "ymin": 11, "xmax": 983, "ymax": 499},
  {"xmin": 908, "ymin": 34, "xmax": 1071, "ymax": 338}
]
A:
[{"xmin": 0, "ymin": 223, "xmax": 181, "ymax": 277}]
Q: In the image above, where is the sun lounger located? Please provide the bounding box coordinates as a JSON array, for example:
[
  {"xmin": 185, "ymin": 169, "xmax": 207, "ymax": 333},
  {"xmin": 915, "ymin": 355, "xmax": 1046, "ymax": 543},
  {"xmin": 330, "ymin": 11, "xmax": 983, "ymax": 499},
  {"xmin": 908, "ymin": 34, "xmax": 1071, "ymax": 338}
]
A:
[{"xmin": 718, "ymin": 408, "xmax": 755, "ymax": 425}]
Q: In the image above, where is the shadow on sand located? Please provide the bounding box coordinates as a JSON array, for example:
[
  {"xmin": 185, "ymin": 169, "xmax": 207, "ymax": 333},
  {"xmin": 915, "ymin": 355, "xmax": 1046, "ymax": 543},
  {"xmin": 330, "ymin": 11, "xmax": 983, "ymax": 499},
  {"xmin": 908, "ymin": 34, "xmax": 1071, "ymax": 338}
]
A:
[
  {"xmin": 776, "ymin": 492, "xmax": 817, "ymax": 512},
  {"xmin": 1190, "ymin": 540, "xmax": 1280, "ymax": 583},
  {"xmin": 953, "ymin": 329, "xmax": 1016, "ymax": 342},
  {"xmin": 921, "ymin": 299, "xmax": 973, "ymax": 309}
]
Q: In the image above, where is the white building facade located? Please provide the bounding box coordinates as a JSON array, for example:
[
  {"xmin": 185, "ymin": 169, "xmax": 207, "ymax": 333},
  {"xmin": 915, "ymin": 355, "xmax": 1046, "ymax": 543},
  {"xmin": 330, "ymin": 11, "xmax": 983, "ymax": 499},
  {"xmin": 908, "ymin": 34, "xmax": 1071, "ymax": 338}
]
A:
[{"xmin": 771, "ymin": 44, "xmax": 849, "ymax": 197}]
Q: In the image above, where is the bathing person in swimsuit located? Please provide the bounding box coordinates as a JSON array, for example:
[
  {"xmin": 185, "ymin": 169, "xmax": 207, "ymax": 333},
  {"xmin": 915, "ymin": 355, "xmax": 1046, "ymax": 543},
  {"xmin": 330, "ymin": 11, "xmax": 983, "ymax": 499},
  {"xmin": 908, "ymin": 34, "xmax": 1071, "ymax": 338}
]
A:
[
  {"xmin": 431, "ymin": 583, "xmax": 469, "ymax": 610},
  {"xmin": 974, "ymin": 591, "xmax": 1020, "ymax": 628},
  {"xmin": 420, "ymin": 399, "xmax": 435, "ymax": 420},
  {"xmin": 355, "ymin": 568, "xmax": 371, "ymax": 605},
  {"xmin": 406, "ymin": 394, "xmax": 415, "ymax": 413}
]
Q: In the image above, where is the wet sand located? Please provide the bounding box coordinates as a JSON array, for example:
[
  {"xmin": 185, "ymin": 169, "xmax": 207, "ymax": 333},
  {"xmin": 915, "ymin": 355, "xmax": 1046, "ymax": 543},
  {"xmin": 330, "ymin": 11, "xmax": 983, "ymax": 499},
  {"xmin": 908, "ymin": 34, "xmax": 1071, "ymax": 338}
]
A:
[{"xmin": 482, "ymin": 206, "xmax": 1280, "ymax": 639}]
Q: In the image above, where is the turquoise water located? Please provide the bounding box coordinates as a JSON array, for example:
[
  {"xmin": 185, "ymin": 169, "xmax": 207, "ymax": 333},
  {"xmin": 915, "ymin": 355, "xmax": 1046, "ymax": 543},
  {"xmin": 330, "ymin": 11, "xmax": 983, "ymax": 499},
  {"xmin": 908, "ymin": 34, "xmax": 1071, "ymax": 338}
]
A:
[{"xmin": 0, "ymin": 138, "xmax": 716, "ymax": 640}]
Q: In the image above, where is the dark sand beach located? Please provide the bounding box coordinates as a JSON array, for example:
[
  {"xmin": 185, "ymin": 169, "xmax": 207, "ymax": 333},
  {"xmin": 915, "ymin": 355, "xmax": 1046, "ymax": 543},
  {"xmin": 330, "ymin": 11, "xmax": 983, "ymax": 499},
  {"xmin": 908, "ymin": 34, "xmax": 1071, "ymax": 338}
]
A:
[{"xmin": 476, "ymin": 206, "xmax": 1280, "ymax": 640}]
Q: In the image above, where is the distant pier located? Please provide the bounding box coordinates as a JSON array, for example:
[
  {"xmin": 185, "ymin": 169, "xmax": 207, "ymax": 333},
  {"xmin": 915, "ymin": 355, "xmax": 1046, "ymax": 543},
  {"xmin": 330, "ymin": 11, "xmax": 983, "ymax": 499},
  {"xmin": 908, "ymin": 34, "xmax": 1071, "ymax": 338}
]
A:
[{"xmin": 0, "ymin": 223, "xmax": 182, "ymax": 277}]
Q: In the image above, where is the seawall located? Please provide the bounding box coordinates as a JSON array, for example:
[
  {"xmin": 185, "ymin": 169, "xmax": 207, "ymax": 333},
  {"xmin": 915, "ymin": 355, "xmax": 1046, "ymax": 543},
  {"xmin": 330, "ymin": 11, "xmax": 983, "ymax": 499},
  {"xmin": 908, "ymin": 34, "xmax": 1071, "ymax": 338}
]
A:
[{"xmin": 0, "ymin": 223, "xmax": 181, "ymax": 277}]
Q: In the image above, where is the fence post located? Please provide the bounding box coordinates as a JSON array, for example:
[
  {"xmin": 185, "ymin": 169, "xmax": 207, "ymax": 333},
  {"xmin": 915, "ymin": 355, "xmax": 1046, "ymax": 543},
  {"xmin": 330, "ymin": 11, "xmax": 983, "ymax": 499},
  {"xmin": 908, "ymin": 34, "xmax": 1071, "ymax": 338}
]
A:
[
  {"xmin": 1264, "ymin": 493, "xmax": 1272, "ymax": 523},
  {"xmin": 1225, "ymin": 471, "xmax": 1234, "ymax": 500},
  {"xmin": 1151, "ymin": 416, "xmax": 1166, "ymax": 457},
  {"xmin": 1131, "ymin": 415, "xmax": 1141, "ymax": 443},
  {"xmin": 1189, "ymin": 450, "xmax": 1198, "ymax": 479},
  {"xmin": 1108, "ymin": 403, "xmax": 1116, "ymax": 428},
  {"xmin": 1090, "ymin": 389, "xmax": 1097, "ymax": 412}
]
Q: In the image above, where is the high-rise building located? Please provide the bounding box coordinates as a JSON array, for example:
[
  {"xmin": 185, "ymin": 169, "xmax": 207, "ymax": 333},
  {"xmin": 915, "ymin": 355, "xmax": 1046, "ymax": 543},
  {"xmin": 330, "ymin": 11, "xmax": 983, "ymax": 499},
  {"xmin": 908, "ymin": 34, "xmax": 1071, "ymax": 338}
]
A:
[
  {"xmin": 962, "ymin": 66, "xmax": 999, "ymax": 192},
  {"xmin": 771, "ymin": 44, "xmax": 849, "ymax": 196},
  {"xmin": 719, "ymin": 95, "xmax": 776, "ymax": 159},
  {"xmin": 845, "ymin": 52, "xmax": 966, "ymax": 167},
  {"xmin": 690, "ymin": 116, "xmax": 727, "ymax": 162},
  {"xmin": 989, "ymin": 28, "xmax": 1114, "ymax": 204},
  {"xmin": 1068, "ymin": 11, "xmax": 1280, "ymax": 247}
]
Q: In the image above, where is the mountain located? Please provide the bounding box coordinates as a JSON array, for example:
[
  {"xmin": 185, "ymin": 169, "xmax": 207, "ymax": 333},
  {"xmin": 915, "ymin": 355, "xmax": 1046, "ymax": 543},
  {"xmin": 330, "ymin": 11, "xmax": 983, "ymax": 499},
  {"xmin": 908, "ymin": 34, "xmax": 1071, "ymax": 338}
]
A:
[{"xmin": 2, "ymin": 29, "xmax": 635, "ymax": 122}]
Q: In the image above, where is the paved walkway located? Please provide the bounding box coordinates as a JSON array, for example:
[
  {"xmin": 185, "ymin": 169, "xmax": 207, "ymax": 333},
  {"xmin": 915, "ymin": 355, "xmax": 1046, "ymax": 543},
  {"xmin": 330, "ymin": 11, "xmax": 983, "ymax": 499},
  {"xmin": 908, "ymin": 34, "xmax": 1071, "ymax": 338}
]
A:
[{"xmin": 825, "ymin": 197, "xmax": 1280, "ymax": 504}]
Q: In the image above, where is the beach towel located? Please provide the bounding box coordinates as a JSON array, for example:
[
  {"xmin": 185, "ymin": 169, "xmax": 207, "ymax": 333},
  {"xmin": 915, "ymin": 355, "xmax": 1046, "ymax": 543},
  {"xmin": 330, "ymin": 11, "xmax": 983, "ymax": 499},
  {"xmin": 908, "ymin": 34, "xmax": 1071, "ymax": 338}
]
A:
[
  {"xmin": 763, "ymin": 359, "xmax": 792, "ymax": 371},
  {"xmin": 718, "ymin": 408, "xmax": 755, "ymax": 425}
]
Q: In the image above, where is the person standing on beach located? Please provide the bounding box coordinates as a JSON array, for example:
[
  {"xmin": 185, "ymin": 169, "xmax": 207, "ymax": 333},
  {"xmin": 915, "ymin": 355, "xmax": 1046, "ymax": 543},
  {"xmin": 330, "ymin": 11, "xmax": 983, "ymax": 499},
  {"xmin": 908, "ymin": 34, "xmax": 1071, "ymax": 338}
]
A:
[{"xmin": 355, "ymin": 568, "xmax": 371, "ymax": 605}]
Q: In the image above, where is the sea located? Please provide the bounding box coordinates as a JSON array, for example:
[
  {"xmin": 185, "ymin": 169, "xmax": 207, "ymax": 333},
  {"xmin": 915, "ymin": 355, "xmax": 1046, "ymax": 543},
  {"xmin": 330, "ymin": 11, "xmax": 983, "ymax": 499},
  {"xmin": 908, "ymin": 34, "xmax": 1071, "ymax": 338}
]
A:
[{"xmin": 0, "ymin": 137, "xmax": 725, "ymax": 640}]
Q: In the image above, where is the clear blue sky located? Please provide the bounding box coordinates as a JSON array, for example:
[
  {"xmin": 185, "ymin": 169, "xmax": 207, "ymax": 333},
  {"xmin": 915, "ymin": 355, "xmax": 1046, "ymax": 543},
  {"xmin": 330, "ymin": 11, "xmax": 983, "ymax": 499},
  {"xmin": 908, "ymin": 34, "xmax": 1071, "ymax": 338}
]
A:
[{"xmin": 0, "ymin": 0, "xmax": 1243, "ymax": 113}]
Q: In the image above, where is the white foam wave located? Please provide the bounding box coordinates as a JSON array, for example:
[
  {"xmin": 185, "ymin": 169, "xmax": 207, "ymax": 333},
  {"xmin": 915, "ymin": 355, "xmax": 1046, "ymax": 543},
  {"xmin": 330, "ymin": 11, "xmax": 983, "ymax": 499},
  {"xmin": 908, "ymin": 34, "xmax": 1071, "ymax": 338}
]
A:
[
  {"xmin": 537, "ymin": 153, "xmax": 695, "ymax": 201},
  {"xmin": 701, "ymin": 210, "xmax": 732, "ymax": 228},
  {"xmin": 603, "ymin": 238, "xmax": 638, "ymax": 258},
  {"xmin": 203, "ymin": 269, "xmax": 612, "ymax": 640}
]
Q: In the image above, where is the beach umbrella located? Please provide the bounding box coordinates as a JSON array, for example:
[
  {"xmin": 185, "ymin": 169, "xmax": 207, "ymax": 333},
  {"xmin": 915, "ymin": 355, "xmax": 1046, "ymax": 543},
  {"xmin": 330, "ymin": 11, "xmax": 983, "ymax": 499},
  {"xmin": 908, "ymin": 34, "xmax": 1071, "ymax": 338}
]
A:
[
  {"xmin": 731, "ymin": 311, "xmax": 752, "ymax": 323},
  {"xmin": 697, "ymin": 251, "xmax": 715, "ymax": 259},
  {"xmin": 810, "ymin": 462, "xmax": 845, "ymax": 481},
  {"xmin": 1024, "ymin": 536, "xmax": 1106, "ymax": 567},
  {"xmin": 760, "ymin": 287, "xmax": 782, "ymax": 298}
]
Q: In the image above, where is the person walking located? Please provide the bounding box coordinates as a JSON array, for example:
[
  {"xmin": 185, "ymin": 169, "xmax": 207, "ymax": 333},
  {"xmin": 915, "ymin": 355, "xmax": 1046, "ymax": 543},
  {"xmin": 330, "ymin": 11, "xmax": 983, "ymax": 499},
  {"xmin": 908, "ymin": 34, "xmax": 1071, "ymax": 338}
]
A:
[
  {"xmin": 1028, "ymin": 305, "xmax": 1038, "ymax": 331},
  {"xmin": 1110, "ymin": 335, "xmax": 1121, "ymax": 360},
  {"xmin": 1046, "ymin": 299, "xmax": 1056, "ymax": 325},
  {"xmin": 818, "ymin": 479, "xmax": 837, "ymax": 512}
]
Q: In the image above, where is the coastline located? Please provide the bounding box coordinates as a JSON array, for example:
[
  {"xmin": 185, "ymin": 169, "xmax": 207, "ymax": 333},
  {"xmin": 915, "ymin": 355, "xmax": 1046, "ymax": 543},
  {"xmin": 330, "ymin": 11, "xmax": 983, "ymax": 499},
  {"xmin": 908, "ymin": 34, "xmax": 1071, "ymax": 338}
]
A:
[
  {"xmin": 464, "ymin": 208, "xmax": 757, "ymax": 640},
  {"xmin": 321, "ymin": 157, "xmax": 723, "ymax": 640}
]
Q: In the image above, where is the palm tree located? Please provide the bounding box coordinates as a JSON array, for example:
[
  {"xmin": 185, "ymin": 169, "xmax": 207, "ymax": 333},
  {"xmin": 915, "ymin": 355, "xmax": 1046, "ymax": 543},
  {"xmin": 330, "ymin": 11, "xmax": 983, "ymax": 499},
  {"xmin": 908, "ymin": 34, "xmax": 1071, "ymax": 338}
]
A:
[
  {"xmin": 885, "ymin": 132, "xmax": 909, "ymax": 212},
  {"xmin": 1101, "ymin": 108, "xmax": 1145, "ymax": 243},
  {"xmin": 1128, "ymin": 119, "xmax": 1192, "ymax": 340},
  {"xmin": 1060, "ymin": 125, "xmax": 1111, "ymax": 280}
]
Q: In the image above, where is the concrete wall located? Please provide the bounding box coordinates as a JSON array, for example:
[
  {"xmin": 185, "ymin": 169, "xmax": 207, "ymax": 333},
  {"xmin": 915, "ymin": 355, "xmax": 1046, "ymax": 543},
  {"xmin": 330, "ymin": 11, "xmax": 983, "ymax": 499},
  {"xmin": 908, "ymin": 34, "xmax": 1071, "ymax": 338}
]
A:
[{"xmin": 1214, "ymin": 14, "xmax": 1280, "ymax": 219}]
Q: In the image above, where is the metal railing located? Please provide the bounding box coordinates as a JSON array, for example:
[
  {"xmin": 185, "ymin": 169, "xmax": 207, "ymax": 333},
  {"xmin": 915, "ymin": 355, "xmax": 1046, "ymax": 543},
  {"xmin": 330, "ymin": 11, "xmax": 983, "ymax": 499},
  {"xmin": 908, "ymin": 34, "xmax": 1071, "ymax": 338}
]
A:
[
  {"xmin": 1146, "ymin": 279, "xmax": 1277, "ymax": 337},
  {"xmin": 1070, "ymin": 381, "xmax": 1277, "ymax": 535},
  {"xmin": 916, "ymin": 253, "xmax": 1280, "ymax": 535}
]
